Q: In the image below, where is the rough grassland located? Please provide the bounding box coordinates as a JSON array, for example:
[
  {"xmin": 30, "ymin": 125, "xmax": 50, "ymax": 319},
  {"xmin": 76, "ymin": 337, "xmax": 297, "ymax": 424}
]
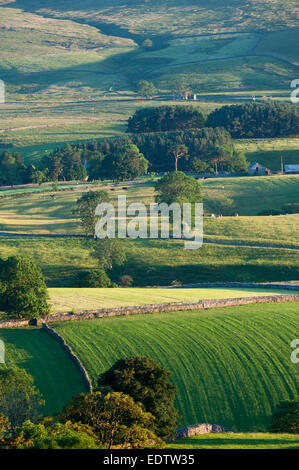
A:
[
  {"xmin": 167, "ymin": 433, "xmax": 299, "ymax": 449},
  {"xmin": 0, "ymin": 328, "xmax": 87, "ymax": 415},
  {"xmin": 51, "ymin": 302, "xmax": 299, "ymax": 431},
  {"xmin": 48, "ymin": 287, "xmax": 297, "ymax": 313}
]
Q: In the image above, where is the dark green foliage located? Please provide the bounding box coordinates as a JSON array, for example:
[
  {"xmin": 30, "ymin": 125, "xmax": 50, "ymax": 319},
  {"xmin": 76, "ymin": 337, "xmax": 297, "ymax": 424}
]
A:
[
  {"xmin": 137, "ymin": 80, "xmax": 157, "ymax": 97},
  {"xmin": 98, "ymin": 356, "xmax": 179, "ymax": 440},
  {"xmin": 74, "ymin": 190, "xmax": 110, "ymax": 237},
  {"xmin": 0, "ymin": 152, "xmax": 27, "ymax": 185},
  {"xmin": 100, "ymin": 144, "xmax": 148, "ymax": 181},
  {"xmin": 93, "ymin": 239, "xmax": 126, "ymax": 271},
  {"xmin": 155, "ymin": 171, "xmax": 202, "ymax": 206},
  {"xmin": 270, "ymin": 401, "xmax": 299, "ymax": 434},
  {"xmin": 0, "ymin": 367, "xmax": 44, "ymax": 428},
  {"xmin": 0, "ymin": 256, "xmax": 50, "ymax": 319},
  {"xmin": 127, "ymin": 105, "xmax": 206, "ymax": 133},
  {"xmin": 40, "ymin": 143, "xmax": 87, "ymax": 181},
  {"xmin": 206, "ymin": 103, "xmax": 299, "ymax": 138},
  {"xmin": 76, "ymin": 269, "xmax": 112, "ymax": 288}
]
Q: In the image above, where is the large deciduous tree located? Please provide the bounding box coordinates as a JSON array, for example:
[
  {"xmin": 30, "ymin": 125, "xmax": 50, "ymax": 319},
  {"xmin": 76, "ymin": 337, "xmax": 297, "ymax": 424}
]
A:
[
  {"xmin": 59, "ymin": 391, "xmax": 163, "ymax": 449},
  {"xmin": 74, "ymin": 190, "xmax": 110, "ymax": 237},
  {"xmin": 0, "ymin": 256, "xmax": 50, "ymax": 319},
  {"xmin": 155, "ymin": 171, "xmax": 202, "ymax": 206},
  {"xmin": 97, "ymin": 356, "xmax": 179, "ymax": 440}
]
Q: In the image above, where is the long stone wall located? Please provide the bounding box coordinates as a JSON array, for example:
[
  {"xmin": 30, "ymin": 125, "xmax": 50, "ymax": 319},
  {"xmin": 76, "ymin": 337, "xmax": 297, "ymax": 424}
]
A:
[
  {"xmin": 1, "ymin": 294, "xmax": 298, "ymax": 328},
  {"xmin": 42, "ymin": 323, "xmax": 93, "ymax": 392}
]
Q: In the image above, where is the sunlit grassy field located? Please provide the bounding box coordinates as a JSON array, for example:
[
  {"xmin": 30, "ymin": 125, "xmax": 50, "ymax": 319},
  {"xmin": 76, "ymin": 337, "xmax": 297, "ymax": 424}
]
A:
[
  {"xmin": 47, "ymin": 286, "xmax": 297, "ymax": 312},
  {"xmin": 0, "ymin": 177, "xmax": 298, "ymax": 248},
  {"xmin": 167, "ymin": 433, "xmax": 299, "ymax": 449},
  {"xmin": 0, "ymin": 236, "xmax": 297, "ymax": 287},
  {"xmin": 51, "ymin": 301, "xmax": 299, "ymax": 431}
]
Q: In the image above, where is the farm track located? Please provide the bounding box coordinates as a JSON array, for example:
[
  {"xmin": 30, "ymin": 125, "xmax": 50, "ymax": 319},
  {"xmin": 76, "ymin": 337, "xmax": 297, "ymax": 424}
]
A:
[{"xmin": 0, "ymin": 231, "xmax": 298, "ymax": 251}]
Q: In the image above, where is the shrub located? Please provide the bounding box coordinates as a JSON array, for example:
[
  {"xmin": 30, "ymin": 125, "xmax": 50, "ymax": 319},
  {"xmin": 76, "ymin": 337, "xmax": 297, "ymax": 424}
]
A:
[{"xmin": 76, "ymin": 269, "xmax": 112, "ymax": 288}]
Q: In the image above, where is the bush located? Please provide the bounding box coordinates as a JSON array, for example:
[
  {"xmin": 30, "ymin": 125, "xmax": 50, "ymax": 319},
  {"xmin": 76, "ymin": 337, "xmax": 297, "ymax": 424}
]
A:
[
  {"xmin": 270, "ymin": 401, "xmax": 299, "ymax": 434},
  {"xmin": 76, "ymin": 269, "xmax": 112, "ymax": 288}
]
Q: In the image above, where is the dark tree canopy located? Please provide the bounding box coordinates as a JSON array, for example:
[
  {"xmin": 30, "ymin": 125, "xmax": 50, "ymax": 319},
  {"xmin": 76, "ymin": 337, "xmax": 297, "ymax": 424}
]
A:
[
  {"xmin": 0, "ymin": 256, "xmax": 50, "ymax": 319},
  {"xmin": 100, "ymin": 144, "xmax": 148, "ymax": 181},
  {"xmin": 0, "ymin": 367, "xmax": 44, "ymax": 428},
  {"xmin": 98, "ymin": 356, "xmax": 179, "ymax": 440},
  {"xmin": 206, "ymin": 102, "xmax": 299, "ymax": 138},
  {"xmin": 127, "ymin": 105, "xmax": 206, "ymax": 133},
  {"xmin": 270, "ymin": 401, "xmax": 299, "ymax": 434}
]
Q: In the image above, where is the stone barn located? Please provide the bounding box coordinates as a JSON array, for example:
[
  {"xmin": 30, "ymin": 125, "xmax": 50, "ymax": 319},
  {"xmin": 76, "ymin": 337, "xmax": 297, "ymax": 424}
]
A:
[{"xmin": 248, "ymin": 162, "xmax": 271, "ymax": 176}]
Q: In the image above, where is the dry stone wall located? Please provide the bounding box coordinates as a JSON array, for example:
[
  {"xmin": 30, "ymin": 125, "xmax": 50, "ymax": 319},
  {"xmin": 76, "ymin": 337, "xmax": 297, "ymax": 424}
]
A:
[
  {"xmin": 0, "ymin": 294, "xmax": 298, "ymax": 328},
  {"xmin": 42, "ymin": 323, "xmax": 92, "ymax": 392}
]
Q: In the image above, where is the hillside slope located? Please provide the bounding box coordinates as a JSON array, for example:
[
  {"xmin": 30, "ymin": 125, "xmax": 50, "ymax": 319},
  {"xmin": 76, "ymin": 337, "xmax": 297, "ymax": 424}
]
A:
[{"xmin": 51, "ymin": 302, "xmax": 298, "ymax": 431}]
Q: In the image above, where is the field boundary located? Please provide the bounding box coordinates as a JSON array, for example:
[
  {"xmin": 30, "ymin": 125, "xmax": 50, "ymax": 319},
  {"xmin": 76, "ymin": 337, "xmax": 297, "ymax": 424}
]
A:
[
  {"xmin": 42, "ymin": 323, "xmax": 93, "ymax": 392},
  {"xmin": 1, "ymin": 294, "xmax": 298, "ymax": 329}
]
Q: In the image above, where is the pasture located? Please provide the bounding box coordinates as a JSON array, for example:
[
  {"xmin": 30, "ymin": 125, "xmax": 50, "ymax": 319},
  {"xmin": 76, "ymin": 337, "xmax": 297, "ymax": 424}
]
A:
[
  {"xmin": 0, "ymin": 327, "xmax": 87, "ymax": 415},
  {"xmin": 0, "ymin": 1, "xmax": 298, "ymax": 146},
  {"xmin": 51, "ymin": 302, "xmax": 299, "ymax": 431},
  {"xmin": 167, "ymin": 433, "xmax": 299, "ymax": 449},
  {"xmin": 47, "ymin": 286, "xmax": 297, "ymax": 313},
  {"xmin": 0, "ymin": 235, "xmax": 298, "ymax": 287},
  {"xmin": 0, "ymin": 177, "xmax": 298, "ymax": 240}
]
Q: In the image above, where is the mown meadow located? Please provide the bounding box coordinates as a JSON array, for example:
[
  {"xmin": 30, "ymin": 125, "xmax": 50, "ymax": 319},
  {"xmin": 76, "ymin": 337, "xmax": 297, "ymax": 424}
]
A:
[{"xmin": 50, "ymin": 302, "xmax": 299, "ymax": 431}]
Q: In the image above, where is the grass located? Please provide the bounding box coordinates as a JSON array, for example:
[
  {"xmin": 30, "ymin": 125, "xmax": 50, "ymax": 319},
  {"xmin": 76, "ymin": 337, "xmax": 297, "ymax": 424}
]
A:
[
  {"xmin": 51, "ymin": 302, "xmax": 299, "ymax": 431},
  {"xmin": 0, "ymin": 236, "xmax": 297, "ymax": 287},
  {"xmin": 0, "ymin": 2, "xmax": 298, "ymax": 146},
  {"xmin": 236, "ymin": 138, "xmax": 299, "ymax": 172},
  {"xmin": 47, "ymin": 287, "xmax": 297, "ymax": 313},
  {"xmin": 0, "ymin": 177, "xmax": 298, "ymax": 246},
  {"xmin": 0, "ymin": 328, "xmax": 87, "ymax": 415},
  {"xmin": 167, "ymin": 433, "xmax": 299, "ymax": 449}
]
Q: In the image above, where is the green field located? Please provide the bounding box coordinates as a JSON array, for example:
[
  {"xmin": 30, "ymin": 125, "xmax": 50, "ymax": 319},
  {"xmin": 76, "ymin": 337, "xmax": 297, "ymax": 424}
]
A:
[
  {"xmin": 47, "ymin": 287, "xmax": 297, "ymax": 313},
  {"xmin": 236, "ymin": 139, "xmax": 299, "ymax": 172},
  {"xmin": 0, "ymin": 1, "xmax": 298, "ymax": 146},
  {"xmin": 50, "ymin": 302, "xmax": 299, "ymax": 431},
  {"xmin": 0, "ymin": 177, "xmax": 298, "ymax": 244},
  {"xmin": 0, "ymin": 328, "xmax": 87, "ymax": 415},
  {"xmin": 167, "ymin": 433, "xmax": 299, "ymax": 449},
  {"xmin": 0, "ymin": 236, "xmax": 298, "ymax": 287}
]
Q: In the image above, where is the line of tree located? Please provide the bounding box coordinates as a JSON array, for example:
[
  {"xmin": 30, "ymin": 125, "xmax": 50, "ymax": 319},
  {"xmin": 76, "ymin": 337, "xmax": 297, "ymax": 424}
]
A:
[
  {"xmin": 127, "ymin": 105, "xmax": 206, "ymax": 133},
  {"xmin": 0, "ymin": 144, "xmax": 87, "ymax": 186},
  {"xmin": 206, "ymin": 102, "xmax": 299, "ymax": 138},
  {"xmin": 85, "ymin": 128, "xmax": 247, "ymax": 175}
]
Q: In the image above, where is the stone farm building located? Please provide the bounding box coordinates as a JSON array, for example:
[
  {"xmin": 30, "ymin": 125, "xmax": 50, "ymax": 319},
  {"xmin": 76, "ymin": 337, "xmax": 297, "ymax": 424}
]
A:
[{"xmin": 248, "ymin": 162, "xmax": 271, "ymax": 176}]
